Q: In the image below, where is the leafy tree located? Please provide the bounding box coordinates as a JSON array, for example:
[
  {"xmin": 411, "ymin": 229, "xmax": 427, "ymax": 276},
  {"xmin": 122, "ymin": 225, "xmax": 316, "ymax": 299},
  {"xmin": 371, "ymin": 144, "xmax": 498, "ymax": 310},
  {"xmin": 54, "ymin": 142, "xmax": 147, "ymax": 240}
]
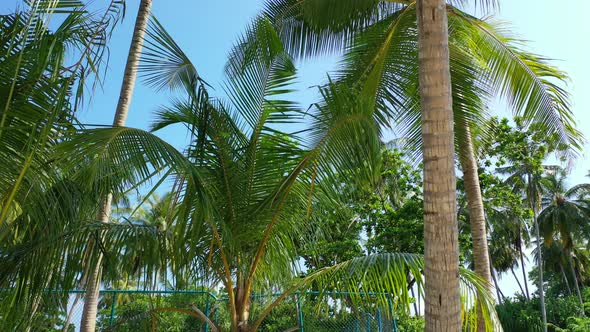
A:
[
  {"xmin": 459, "ymin": 168, "xmax": 531, "ymax": 300},
  {"xmin": 362, "ymin": 149, "xmax": 424, "ymax": 255},
  {"xmin": 483, "ymin": 116, "xmax": 569, "ymax": 326}
]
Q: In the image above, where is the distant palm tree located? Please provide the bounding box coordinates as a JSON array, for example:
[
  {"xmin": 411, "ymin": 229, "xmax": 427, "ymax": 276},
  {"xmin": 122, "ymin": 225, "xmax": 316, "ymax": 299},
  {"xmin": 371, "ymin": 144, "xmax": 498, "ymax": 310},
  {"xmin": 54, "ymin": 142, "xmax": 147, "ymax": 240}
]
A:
[
  {"xmin": 496, "ymin": 131, "xmax": 565, "ymax": 329},
  {"xmin": 538, "ymin": 171, "xmax": 590, "ymax": 306}
]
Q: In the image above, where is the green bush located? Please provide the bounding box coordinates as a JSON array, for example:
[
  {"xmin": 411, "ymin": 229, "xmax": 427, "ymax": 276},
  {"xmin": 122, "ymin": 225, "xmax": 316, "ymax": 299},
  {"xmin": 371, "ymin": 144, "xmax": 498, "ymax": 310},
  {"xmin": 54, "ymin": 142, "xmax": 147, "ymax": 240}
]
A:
[{"xmin": 496, "ymin": 292, "xmax": 587, "ymax": 332}]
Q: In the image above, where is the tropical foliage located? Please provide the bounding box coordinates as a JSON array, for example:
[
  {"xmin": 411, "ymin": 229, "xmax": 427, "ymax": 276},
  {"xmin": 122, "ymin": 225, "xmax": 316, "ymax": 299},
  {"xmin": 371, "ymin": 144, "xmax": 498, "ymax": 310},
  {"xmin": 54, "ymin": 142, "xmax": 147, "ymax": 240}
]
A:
[{"xmin": 1, "ymin": 1, "xmax": 589, "ymax": 332}]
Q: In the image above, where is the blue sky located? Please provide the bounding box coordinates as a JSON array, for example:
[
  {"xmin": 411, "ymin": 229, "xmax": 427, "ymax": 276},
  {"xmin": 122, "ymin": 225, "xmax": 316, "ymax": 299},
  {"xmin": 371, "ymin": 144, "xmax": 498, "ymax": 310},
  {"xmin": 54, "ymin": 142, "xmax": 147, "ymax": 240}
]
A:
[{"xmin": 2, "ymin": 0, "xmax": 589, "ymax": 298}]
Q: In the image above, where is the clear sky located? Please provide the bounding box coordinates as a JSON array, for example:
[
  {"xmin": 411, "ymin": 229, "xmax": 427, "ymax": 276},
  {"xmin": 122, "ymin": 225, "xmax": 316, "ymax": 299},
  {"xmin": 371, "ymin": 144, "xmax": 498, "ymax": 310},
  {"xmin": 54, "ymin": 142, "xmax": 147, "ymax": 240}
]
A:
[{"xmin": 2, "ymin": 0, "xmax": 589, "ymax": 298}]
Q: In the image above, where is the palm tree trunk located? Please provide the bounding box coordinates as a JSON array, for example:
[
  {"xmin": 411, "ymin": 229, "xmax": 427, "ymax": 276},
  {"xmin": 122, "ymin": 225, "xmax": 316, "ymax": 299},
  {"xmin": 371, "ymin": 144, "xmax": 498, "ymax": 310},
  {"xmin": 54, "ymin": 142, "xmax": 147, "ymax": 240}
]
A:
[
  {"xmin": 458, "ymin": 127, "xmax": 492, "ymax": 332},
  {"xmin": 560, "ymin": 263, "xmax": 572, "ymax": 295},
  {"xmin": 490, "ymin": 265, "xmax": 503, "ymax": 305},
  {"xmin": 510, "ymin": 267, "xmax": 526, "ymax": 297},
  {"xmin": 532, "ymin": 213, "xmax": 548, "ymax": 332},
  {"xmin": 569, "ymin": 257, "xmax": 584, "ymax": 307},
  {"xmin": 80, "ymin": 1, "xmax": 152, "ymax": 331},
  {"xmin": 113, "ymin": 0, "xmax": 153, "ymax": 125},
  {"xmin": 80, "ymin": 255, "xmax": 104, "ymax": 332},
  {"xmin": 416, "ymin": 1, "xmax": 461, "ymax": 330},
  {"xmin": 518, "ymin": 239, "xmax": 531, "ymax": 300}
]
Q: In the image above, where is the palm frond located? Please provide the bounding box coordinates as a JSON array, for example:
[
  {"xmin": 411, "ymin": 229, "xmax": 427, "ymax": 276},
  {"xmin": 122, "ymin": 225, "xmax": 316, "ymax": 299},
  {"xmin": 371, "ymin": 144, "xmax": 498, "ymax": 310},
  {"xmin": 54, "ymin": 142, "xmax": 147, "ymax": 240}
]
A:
[{"xmin": 263, "ymin": 0, "xmax": 406, "ymax": 58}]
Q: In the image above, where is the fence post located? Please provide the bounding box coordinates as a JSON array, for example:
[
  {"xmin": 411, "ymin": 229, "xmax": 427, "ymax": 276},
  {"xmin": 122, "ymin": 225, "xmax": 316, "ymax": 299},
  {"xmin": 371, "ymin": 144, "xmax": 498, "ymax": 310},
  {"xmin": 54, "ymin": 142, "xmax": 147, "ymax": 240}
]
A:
[
  {"xmin": 109, "ymin": 291, "xmax": 118, "ymax": 327},
  {"xmin": 296, "ymin": 293, "xmax": 304, "ymax": 332},
  {"xmin": 204, "ymin": 293, "xmax": 210, "ymax": 332},
  {"xmin": 377, "ymin": 309, "xmax": 382, "ymax": 332},
  {"xmin": 387, "ymin": 295, "xmax": 398, "ymax": 332},
  {"xmin": 366, "ymin": 312, "xmax": 371, "ymax": 332}
]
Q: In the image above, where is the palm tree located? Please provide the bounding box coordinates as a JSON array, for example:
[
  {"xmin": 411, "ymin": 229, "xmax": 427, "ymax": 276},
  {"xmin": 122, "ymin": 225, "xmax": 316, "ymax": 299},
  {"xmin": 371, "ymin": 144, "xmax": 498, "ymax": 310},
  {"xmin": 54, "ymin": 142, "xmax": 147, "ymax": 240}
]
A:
[
  {"xmin": 80, "ymin": 1, "xmax": 153, "ymax": 330},
  {"xmin": 538, "ymin": 171, "xmax": 590, "ymax": 307},
  {"xmin": 146, "ymin": 18, "xmax": 502, "ymax": 331},
  {"xmin": 414, "ymin": 2, "xmax": 462, "ymax": 328},
  {"xmin": 0, "ymin": 13, "xmax": 502, "ymax": 331},
  {"xmin": 255, "ymin": 2, "xmax": 580, "ymax": 329},
  {"xmin": 0, "ymin": 2, "xmax": 124, "ymax": 329}
]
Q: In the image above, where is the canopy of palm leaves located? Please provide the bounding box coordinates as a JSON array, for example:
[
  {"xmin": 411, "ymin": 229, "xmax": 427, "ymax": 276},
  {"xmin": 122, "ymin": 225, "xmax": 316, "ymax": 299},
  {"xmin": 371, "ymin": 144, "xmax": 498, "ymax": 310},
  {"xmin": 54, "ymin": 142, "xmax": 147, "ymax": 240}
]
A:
[
  {"xmin": 1, "ymin": 12, "xmax": 501, "ymax": 330},
  {"xmin": 255, "ymin": 0, "xmax": 582, "ymax": 159}
]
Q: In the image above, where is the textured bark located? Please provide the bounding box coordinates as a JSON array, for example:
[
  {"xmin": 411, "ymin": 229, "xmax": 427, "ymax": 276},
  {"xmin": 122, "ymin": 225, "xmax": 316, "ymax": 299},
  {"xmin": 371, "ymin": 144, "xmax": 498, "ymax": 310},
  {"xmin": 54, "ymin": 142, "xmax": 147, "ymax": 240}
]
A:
[
  {"xmin": 80, "ymin": 2, "xmax": 152, "ymax": 330},
  {"xmin": 80, "ymin": 194, "xmax": 110, "ymax": 332},
  {"xmin": 458, "ymin": 127, "xmax": 492, "ymax": 332},
  {"xmin": 416, "ymin": 0, "xmax": 461, "ymax": 330},
  {"xmin": 80, "ymin": 255, "xmax": 104, "ymax": 332},
  {"xmin": 235, "ymin": 285, "xmax": 252, "ymax": 332},
  {"xmin": 113, "ymin": 0, "xmax": 153, "ymax": 126}
]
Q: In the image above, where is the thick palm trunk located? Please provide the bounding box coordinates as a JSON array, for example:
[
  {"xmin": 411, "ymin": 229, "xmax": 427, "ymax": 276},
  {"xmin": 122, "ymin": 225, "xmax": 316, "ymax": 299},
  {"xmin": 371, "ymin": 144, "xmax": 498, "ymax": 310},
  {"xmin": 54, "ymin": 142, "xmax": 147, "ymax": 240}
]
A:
[
  {"xmin": 416, "ymin": 1, "xmax": 461, "ymax": 330},
  {"xmin": 458, "ymin": 127, "xmax": 492, "ymax": 331},
  {"xmin": 80, "ymin": 1, "xmax": 152, "ymax": 331}
]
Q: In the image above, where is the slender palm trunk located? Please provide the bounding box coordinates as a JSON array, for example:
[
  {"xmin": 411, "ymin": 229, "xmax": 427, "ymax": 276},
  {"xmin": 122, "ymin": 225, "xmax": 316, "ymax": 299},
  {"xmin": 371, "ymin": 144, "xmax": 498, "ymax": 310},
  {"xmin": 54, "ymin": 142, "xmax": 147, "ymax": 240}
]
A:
[
  {"xmin": 80, "ymin": 1, "xmax": 152, "ymax": 331},
  {"xmin": 518, "ymin": 238, "xmax": 531, "ymax": 300},
  {"xmin": 490, "ymin": 268, "xmax": 503, "ymax": 305},
  {"xmin": 560, "ymin": 263, "xmax": 572, "ymax": 295},
  {"xmin": 532, "ymin": 212, "xmax": 548, "ymax": 332},
  {"xmin": 510, "ymin": 267, "xmax": 526, "ymax": 297},
  {"xmin": 458, "ymin": 127, "xmax": 492, "ymax": 332},
  {"xmin": 569, "ymin": 256, "xmax": 584, "ymax": 307},
  {"xmin": 416, "ymin": 1, "xmax": 461, "ymax": 330},
  {"xmin": 80, "ymin": 255, "xmax": 104, "ymax": 331}
]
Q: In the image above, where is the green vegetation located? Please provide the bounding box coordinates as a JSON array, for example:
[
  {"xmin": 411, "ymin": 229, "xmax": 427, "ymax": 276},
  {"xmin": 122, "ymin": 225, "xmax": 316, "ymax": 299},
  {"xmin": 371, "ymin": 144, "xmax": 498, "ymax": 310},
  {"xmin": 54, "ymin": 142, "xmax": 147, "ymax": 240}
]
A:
[{"xmin": 0, "ymin": 1, "xmax": 588, "ymax": 332}]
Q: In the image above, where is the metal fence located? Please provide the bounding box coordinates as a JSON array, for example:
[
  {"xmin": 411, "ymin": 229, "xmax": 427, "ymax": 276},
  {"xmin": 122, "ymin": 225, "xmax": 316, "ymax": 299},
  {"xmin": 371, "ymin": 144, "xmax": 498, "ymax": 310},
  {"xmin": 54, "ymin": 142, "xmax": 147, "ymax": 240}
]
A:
[{"xmin": 24, "ymin": 289, "xmax": 400, "ymax": 331}]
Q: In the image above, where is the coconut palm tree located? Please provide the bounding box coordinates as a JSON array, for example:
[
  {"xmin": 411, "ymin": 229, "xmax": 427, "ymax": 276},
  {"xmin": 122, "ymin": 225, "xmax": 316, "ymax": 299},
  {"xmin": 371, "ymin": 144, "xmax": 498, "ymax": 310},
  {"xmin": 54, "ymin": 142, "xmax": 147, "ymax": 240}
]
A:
[
  {"xmin": 141, "ymin": 18, "xmax": 503, "ymax": 331},
  {"xmin": 14, "ymin": 16, "xmax": 502, "ymax": 332},
  {"xmin": 0, "ymin": 12, "xmax": 504, "ymax": 331},
  {"xmin": 81, "ymin": 1, "xmax": 153, "ymax": 330},
  {"xmin": 537, "ymin": 171, "xmax": 590, "ymax": 307},
  {"xmin": 250, "ymin": 2, "xmax": 580, "ymax": 329},
  {"xmin": 0, "ymin": 1, "xmax": 125, "ymax": 329}
]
